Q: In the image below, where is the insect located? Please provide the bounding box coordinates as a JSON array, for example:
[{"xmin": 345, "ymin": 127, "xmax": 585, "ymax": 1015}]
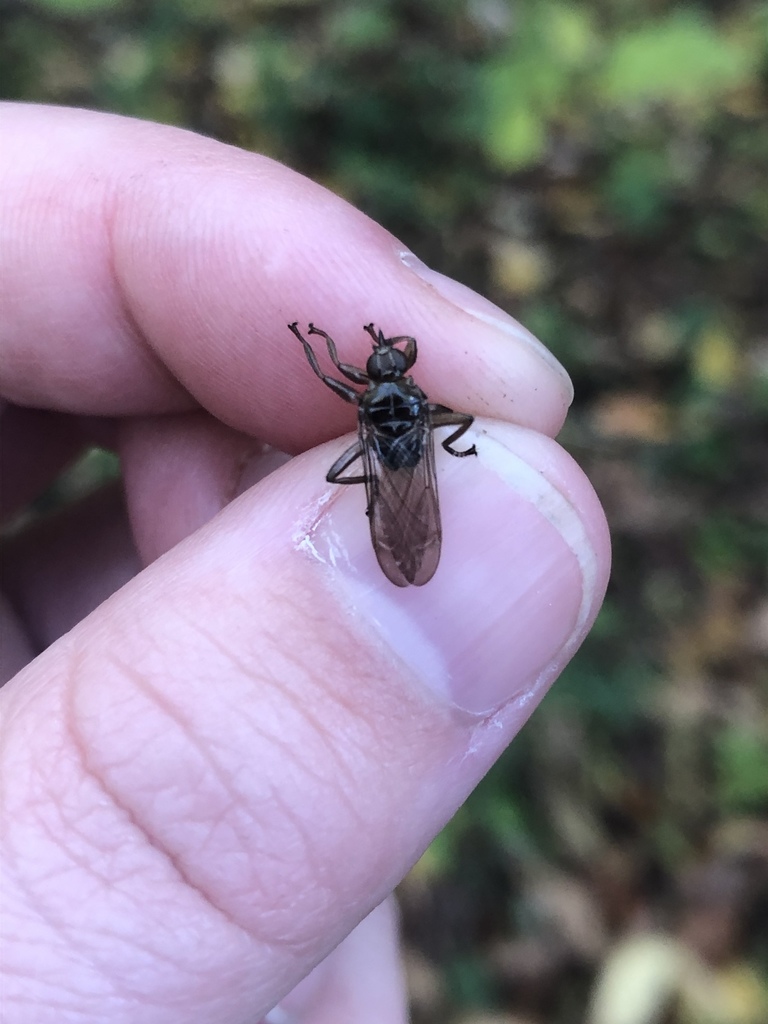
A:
[{"xmin": 289, "ymin": 321, "xmax": 477, "ymax": 587}]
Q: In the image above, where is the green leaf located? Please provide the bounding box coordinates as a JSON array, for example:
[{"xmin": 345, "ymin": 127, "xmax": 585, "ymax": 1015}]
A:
[
  {"xmin": 33, "ymin": 0, "xmax": 124, "ymax": 13},
  {"xmin": 326, "ymin": 6, "xmax": 398, "ymax": 51},
  {"xmin": 599, "ymin": 9, "xmax": 758, "ymax": 112},
  {"xmin": 485, "ymin": 102, "xmax": 547, "ymax": 172},
  {"xmin": 694, "ymin": 516, "xmax": 768, "ymax": 575},
  {"xmin": 547, "ymin": 2, "xmax": 598, "ymax": 67},
  {"xmin": 717, "ymin": 727, "xmax": 768, "ymax": 811}
]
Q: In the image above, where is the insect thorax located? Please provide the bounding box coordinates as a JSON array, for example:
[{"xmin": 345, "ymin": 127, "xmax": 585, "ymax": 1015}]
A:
[{"xmin": 362, "ymin": 380, "xmax": 426, "ymax": 470}]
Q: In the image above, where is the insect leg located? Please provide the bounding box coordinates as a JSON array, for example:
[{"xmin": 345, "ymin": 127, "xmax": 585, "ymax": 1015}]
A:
[
  {"xmin": 288, "ymin": 322, "xmax": 360, "ymax": 403},
  {"xmin": 307, "ymin": 324, "xmax": 369, "ymax": 385},
  {"xmin": 429, "ymin": 406, "xmax": 478, "ymax": 457},
  {"xmin": 394, "ymin": 336, "xmax": 417, "ymax": 368},
  {"xmin": 326, "ymin": 440, "xmax": 368, "ymax": 486},
  {"xmin": 327, "ymin": 440, "xmax": 379, "ymax": 517}
]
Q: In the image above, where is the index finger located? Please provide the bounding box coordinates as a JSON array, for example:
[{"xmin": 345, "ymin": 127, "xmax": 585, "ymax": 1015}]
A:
[{"xmin": 0, "ymin": 104, "xmax": 572, "ymax": 451}]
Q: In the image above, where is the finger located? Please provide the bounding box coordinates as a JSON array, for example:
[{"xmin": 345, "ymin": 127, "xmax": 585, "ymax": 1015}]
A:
[
  {"xmin": 269, "ymin": 899, "xmax": 407, "ymax": 1024},
  {"xmin": 1, "ymin": 415, "xmax": 288, "ymax": 652},
  {"xmin": 1, "ymin": 483, "xmax": 140, "ymax": 652},
  {"xmin": 0, "ymin": 103, "xmax": 572, "ymax": 447},
  {"xmin": 1, "ymin": 419, "xmax": 608, "ymax": 1023},
  {"xmin": 119, "ymin": 411, "xmax": 290, "ymax": 565},
  {"xmin": 0, "ymin": 592, "xmax": 34, "ymax": 685}
]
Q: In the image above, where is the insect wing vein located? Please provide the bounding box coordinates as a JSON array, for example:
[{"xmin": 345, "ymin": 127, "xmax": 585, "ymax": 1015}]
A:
[{"xmin": 362, "ymin": 415, "xmax": 442, "ymax": 587}]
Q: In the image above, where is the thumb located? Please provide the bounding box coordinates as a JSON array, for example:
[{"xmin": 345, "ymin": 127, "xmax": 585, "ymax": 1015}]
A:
[{"xmin": 1, "ymin": 419, "xmax": 609, "ymax": 1024}]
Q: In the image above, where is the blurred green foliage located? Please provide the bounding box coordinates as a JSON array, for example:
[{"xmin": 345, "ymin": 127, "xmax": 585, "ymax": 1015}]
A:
[{"xmin": 2, "ymin": 1, "xmax": 767, "ymax": 1021}]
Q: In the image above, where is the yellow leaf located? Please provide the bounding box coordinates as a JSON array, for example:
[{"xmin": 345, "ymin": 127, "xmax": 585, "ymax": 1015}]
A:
[
  {"xmin": 490, "ymin": 239, "xmax": 552, "ymax": 297},
  {"xmin": 591, "ymin": 393, "xmax": 673, "ymax": 443},
  {"xmin": 691, "ymin": 325, "xmax": 741, "ymax": 390},
  {"xmin": 587, "ymin": 934, "xmax": 692, "ymax": 1024}
]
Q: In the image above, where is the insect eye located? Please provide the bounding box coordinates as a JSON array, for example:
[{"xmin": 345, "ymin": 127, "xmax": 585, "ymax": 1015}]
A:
[{"xmin": 367, "ymin": 345, "xmax": 408, "ymax": 378}]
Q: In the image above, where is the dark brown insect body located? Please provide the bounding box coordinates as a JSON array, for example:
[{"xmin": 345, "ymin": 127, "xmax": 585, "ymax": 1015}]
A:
[{"xmin": 289, "ymin": 321, "xmax": 476, "ymax": 586}]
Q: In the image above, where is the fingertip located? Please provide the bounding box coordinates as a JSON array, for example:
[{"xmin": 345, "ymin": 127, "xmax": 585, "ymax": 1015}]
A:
[
  {"xmin": 296, "ymin": 419, "xmax": 609, "ymax": 715},
  {"xmin": 2, "ymin": 105, "xmax": 571, "ymax": 444}
]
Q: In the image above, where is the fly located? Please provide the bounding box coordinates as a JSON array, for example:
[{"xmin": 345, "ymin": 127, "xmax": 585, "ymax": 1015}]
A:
[{"xmin": 289, "ymin": 321, "xmax": 477, "ymax": 587}]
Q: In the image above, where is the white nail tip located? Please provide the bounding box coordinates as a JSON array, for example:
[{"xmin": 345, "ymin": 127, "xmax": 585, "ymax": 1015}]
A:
[{"xmin": 476, "ymin": 434, "xmax": 597, "ymax": 653}]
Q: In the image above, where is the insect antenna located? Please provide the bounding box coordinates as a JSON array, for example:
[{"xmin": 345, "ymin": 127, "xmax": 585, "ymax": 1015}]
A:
[{"xmin": 363, "ymin": 323, "xmax": 388, "ymax": 347}]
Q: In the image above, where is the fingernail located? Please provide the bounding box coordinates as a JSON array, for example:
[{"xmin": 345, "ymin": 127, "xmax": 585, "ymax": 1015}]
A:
[
  {"xmin": 299, "ymin": 431, "xmax": 591, "ymax": 715},
  {"xmin": 400, "ymin": 250, "xmax": 572, "ymax": 393}
]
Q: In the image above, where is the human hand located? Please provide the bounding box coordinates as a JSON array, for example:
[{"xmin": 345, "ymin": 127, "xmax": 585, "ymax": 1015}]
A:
[{"xmin": 0, "ymin": 104, "xmax": 611, "ymax": 1024}]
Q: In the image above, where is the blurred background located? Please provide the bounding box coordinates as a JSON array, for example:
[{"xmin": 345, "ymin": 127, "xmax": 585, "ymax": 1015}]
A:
[{"xmin": 2, "ymin": 1, "xmax": 767, "ymax": 1021}]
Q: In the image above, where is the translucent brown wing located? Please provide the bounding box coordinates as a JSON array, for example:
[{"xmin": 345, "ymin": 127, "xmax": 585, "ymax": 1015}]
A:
[{"xmin": 361, "ymin": 413, "xmax": 442, "ymax": 587}]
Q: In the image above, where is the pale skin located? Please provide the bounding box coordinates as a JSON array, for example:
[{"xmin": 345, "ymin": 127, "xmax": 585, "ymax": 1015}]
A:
[{"xmin": 0, "ymin": 104, "xmax": 611, "ymax": 1024}]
